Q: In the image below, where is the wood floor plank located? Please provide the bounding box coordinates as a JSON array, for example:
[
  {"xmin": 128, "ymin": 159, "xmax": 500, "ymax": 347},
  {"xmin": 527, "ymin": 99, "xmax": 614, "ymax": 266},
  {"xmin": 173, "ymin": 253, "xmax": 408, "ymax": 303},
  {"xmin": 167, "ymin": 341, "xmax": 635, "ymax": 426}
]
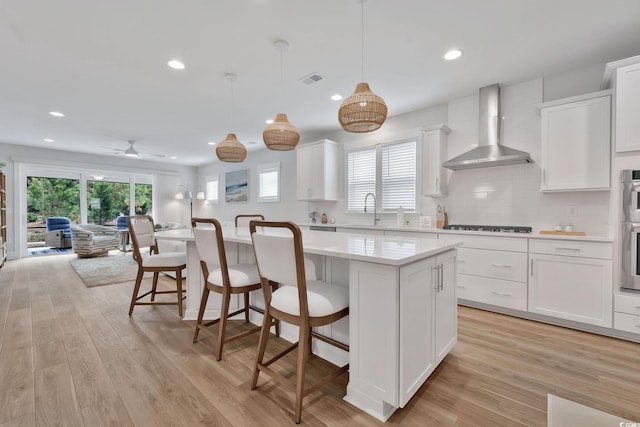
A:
[
  {"xmin": 104, "ymin": 353, "xmax": 185, "ymax": 427},
  {"xmin": 34, "ymin": 362, "xmax": 84, "ymax": 427},
  {"xmin": 2, "ymin": 255, "xmax": 640, "ymax": 426},
  {"xmin": 81, "ymin": 315, "xmax": 128, "ymax": 363},
  {"xmin": 0, "ymin": 413, "xmax": 36, "ymax": 427},
  {"xmin": 62, "ymin": 332, "xmax": 117, "ymax": 409},
  {"xmin": 0, "ymin": 346, "xmax": 35, "ymax": 424},
  {"xmin": 80, "ymin": 396, "xmax": 133, "ymax": 427},
  {"xmin": 32, "ymin": 318, "xmax": 66, "ymax": 371},
  {"xmin": 2, "ymin": 309, "xmax": 32, "ymax": 350},
  {"xmin": 121, "ymin": 331, "xmax": 234, "ymax": 426}
]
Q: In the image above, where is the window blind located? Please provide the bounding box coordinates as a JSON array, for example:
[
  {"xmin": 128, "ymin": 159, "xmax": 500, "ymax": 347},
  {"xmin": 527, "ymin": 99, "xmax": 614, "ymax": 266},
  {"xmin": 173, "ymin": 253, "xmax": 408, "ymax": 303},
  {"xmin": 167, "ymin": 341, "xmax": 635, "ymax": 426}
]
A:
[
  {"xmin": 347, "ymin": 148, "xmax": 376, "ymax": 211},
  {"xmin": 206, "ymin": 175, "xmax": 219, "ymax": 203},
  {"xmin": 382, "ymin": 140, "xmax": 416, "ymax": 211},
  {"xmin": 258, "ymin": 164, "xmax": 279, "ymax": 202}
]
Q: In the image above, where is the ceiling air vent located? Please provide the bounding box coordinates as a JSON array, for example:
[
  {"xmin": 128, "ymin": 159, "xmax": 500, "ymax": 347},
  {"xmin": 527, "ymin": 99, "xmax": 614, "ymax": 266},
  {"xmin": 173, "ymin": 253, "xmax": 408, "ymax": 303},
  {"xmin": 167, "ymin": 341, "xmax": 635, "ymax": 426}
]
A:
[{"xmin": 298, "ymin": 72, "xmax": 324, "ymax": 85}]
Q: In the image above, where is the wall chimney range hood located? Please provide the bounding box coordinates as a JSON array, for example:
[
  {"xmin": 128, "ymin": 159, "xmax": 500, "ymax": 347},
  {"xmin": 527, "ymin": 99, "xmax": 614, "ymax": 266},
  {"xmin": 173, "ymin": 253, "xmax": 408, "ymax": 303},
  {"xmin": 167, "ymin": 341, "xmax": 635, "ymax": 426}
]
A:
[{"xmin": 442, "ymin": 84, "xmax": 533, "ymax": 170}]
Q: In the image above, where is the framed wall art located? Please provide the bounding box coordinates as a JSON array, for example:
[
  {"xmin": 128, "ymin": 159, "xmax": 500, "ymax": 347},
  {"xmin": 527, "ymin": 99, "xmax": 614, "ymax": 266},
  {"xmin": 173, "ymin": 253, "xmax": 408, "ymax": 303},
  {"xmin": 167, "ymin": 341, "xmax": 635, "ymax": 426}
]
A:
[{"xmin": 225, "ymin": 169, "xmax": 249, "ymax": 203}]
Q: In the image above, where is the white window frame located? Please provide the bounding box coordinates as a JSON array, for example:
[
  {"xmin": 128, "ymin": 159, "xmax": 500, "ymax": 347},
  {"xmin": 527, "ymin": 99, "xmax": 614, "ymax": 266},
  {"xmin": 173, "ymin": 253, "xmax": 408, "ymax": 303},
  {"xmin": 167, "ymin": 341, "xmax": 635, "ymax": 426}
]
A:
[
  {"xmin": 257, "ymin": 162, "xmax": 280, "ymax": 203},
  {"xmin": 205, "ymin": 173, "xmax": 219, "ymax": 204},
  {"xmin": 346, "ymin": 138, "xmax": 417, "ymax": 213}
]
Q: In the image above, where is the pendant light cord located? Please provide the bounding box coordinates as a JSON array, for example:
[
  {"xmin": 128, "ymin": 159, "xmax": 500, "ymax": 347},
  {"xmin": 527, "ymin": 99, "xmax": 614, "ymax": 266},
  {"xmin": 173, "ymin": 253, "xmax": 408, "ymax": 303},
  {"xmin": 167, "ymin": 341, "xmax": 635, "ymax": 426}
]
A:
[
  {"xmin": 279, "ymin": 46, "xmax": 284, "ymax": 111},
  {"xmin": 361, "ymin": 0, "xmax": 364, "ymax": 82}
]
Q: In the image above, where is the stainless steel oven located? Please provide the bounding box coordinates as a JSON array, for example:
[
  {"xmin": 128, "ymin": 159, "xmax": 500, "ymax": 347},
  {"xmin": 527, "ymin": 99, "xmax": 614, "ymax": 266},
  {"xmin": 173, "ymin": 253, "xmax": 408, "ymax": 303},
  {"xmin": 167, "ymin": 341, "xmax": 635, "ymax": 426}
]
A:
[{"xmin": 621, "ymin": 170, "xmax": 640, "ymax": 291}]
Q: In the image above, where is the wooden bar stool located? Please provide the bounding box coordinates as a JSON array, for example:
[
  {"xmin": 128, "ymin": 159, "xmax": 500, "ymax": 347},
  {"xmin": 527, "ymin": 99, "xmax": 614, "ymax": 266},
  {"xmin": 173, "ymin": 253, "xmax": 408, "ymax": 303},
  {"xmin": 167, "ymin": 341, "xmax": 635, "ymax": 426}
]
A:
[
  {"xmin": 127, "ymin": 215, "xmax": 187, "ymax": 316},
  {"xmin": 249, "ymin": 220, "xmax": 349, "ymax": 424},
  {"xmin": 234, "ymin": 214, "xmax": 265, "ymax": 228},
  {"xmin": 191, "ymin": 217, "xmax": 273, "ymax": 361}
]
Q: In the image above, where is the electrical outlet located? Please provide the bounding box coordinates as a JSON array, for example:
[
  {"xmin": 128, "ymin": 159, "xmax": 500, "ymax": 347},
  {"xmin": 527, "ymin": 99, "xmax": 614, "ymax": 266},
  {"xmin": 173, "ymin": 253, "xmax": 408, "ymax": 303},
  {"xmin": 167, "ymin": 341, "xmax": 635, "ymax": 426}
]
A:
[{"xmin": 568, "ymin": 205, "xmax": 578, "ymax": 217}]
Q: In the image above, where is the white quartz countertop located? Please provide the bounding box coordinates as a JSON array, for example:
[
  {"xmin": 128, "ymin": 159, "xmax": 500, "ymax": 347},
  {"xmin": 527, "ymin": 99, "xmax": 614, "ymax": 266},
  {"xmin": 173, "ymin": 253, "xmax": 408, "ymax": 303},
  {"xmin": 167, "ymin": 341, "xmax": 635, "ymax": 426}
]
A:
[
  {"xmin": 154, "ymin": 226, "xmax": 461, "ymax": 266},
  {"xmin": 301, "ymin": 222, "xmax": 614, "ymax": 243}
]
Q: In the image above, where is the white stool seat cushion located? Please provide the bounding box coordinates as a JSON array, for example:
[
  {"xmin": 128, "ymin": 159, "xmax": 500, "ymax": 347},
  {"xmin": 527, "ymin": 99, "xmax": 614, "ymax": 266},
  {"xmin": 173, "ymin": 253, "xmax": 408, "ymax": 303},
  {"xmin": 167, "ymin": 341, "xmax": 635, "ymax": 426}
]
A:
[
  {"xmin": 142, "ymin": 252, "xmax": 186, "ymax": 268},
  {"xmin": 208, "ymin": 263, "xmax": 261, "ymax": 287},
  {"xmin": 270, "ymin": 281, "xmax": 348, "ymax": 317}
]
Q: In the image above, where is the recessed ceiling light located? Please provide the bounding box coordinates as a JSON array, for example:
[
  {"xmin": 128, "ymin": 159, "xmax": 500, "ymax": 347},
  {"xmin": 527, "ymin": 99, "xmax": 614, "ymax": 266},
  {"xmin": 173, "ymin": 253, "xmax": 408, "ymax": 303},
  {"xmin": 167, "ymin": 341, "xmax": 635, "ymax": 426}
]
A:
[
  {"xmin": 167, "ymin": 60, "xmax": 185, "ymax": 70},
  {"xmin": 331, "ymin": 94, "xmax": 343, "ymax": 101},
  {"xmin": 444, "ymin": 49, "xmax": 462, "ymax": 61},
  {"xmin": 49, "ymin": 111, "xmax": 65, "ymax": 117},
  {"xmin": 208, "ymin": 141, "xmax": 216, "ymax": 145},
  {"xmin": 265, "ymin": 119, "xmax": 274, "ymax": 124},
  {"xmin": 43, "ymin": 138, "xmax": 54, "ymax": 142},
  {"xmin": 170, "ymin": 156, "xmax": 177, "ymax": 159}
]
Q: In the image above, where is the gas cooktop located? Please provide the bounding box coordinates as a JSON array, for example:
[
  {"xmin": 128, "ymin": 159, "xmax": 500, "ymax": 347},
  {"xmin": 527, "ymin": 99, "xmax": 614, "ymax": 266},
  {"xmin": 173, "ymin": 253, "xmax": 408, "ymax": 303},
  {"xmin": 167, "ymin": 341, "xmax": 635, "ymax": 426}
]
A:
[{"xmin": 442, "ymin": 224, "xmax": 533, "ymax": 233}]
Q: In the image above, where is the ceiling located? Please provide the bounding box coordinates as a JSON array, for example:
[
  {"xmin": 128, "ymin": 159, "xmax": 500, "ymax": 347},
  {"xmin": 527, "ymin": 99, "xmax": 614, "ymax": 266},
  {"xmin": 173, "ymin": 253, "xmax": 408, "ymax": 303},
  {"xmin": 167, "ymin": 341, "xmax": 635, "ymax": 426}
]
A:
[{"xmin": 1, "ymin": 0, "xmax": 640, "ymax": 166}]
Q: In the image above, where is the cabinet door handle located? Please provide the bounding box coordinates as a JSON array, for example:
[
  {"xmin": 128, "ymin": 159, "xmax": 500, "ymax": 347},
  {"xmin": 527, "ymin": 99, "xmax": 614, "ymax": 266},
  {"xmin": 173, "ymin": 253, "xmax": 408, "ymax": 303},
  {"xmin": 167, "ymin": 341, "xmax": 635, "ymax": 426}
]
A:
[
  {"xmin": 543, "ymin": 169, "xmax": 548, "ymax": 185},
  {"xmin": 434, "ymin": 265, "xmax": 440, "ymax": 292},
  {"xmin": 491, "ymin": 291, "xmax": 511, "ymax": 297},
  {"xmin": 530, "ymin": 259, "xmax": 534, "ymax": 276},
  {"xmin": 439, "ymin": 264, "xmax": 444, "ymax": 291},
  {"xmin": 456, "ymin": 285, "xmax": 466, "ymax": 289},
  {"xmin": 491, "ymin": 263, "xmax": 512, "ymax": 269},
  {"xmin": 457, "ymin": 259, "xmax": 466, "ymax": 263},
  {"xmin": 556, "ymin": 247, "xmax": 580, "ymax": 252},
  {"xmin": 435, "ymin": 177, "xmax": 439, "ymax": 193}
]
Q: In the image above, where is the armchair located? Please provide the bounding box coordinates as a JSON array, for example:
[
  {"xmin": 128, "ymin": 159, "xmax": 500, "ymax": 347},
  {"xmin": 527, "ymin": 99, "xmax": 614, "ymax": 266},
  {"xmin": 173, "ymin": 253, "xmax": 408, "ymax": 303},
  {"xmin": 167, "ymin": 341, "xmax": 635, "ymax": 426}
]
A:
[
  {"xmin": 70, "ymin": 224, "xmax": 120, "ymax": 258},
  {"xmin": 45, "ymin": 217, "xmax": 72, "ymax": 248}
]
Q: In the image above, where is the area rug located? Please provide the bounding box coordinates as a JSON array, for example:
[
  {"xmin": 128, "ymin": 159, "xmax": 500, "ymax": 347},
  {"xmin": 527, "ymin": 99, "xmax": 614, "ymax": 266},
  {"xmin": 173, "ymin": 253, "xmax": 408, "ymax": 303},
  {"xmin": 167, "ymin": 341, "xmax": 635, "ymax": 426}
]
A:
[
  {"xmin": 69, "ymin": 253, "xmax": 144, "ymax": 287},
  {"xmin": 29, "ymin": 247, "xmax": 74, "ymax": 257}
]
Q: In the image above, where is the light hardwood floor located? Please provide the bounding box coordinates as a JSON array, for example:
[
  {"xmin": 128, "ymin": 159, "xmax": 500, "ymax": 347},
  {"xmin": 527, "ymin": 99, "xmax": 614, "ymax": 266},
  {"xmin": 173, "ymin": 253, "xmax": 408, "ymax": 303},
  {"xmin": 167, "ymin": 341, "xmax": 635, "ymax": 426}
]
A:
[{"xmin": 1, "ymin": 253, "xmax": 639, "ymax": 426}]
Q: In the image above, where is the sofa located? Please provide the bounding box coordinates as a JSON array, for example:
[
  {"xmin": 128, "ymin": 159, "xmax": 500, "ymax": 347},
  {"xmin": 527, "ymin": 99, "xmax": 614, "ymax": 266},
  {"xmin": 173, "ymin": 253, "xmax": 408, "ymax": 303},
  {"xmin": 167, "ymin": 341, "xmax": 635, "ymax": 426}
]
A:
[
  {"xmin": 70, "ymin": 224, "xmax": 120, "ymax": 258},
  {"xmin": 45, "ymin": 217, "xmax": 72, "ymax": 248}
]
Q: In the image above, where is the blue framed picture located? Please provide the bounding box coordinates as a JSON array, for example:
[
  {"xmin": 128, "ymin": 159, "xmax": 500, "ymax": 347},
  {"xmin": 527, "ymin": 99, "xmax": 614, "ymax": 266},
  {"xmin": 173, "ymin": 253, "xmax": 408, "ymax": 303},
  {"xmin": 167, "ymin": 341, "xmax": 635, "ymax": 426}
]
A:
[{"xmin": 225, "ymin": 169, "xmax": 249, "ymax": 203}]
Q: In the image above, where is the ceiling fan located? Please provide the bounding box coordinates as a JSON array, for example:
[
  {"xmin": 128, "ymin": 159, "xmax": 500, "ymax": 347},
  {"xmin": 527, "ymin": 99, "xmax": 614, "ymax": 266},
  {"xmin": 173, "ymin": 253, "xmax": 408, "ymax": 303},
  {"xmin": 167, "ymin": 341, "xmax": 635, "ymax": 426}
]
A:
[{"xmin": 103, "ymin": 140, "xmax": 164, "ymax": 158}]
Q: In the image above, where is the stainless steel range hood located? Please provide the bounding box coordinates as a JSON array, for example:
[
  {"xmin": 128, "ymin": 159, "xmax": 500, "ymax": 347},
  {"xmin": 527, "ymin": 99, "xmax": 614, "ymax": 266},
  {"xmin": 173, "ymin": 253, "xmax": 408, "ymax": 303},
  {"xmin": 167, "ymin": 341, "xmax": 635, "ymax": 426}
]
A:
[{"xmin": 442, "ymin": 84, "xmax": 533, "ymax": 170}]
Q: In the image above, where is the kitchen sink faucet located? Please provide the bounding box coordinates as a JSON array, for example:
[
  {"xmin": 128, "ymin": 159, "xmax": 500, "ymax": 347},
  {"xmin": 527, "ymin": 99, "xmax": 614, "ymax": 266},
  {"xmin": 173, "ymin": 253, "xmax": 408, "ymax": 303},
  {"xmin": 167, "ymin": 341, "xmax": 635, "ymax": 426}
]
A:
[{"xmin": 364, "ymin": 192, "xmax": 379, "ymax": 226}]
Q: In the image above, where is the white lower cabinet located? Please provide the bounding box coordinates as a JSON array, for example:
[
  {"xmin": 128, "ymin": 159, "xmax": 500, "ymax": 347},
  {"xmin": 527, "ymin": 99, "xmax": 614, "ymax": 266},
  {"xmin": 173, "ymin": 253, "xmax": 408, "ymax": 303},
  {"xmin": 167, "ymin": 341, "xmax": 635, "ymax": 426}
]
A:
[
  {"xmin": 614, "ymin": 293, "xmax": 640, "ymax": 334},
  {"xmin": 399, "ymin": 250, "xmax": 456, "ymax": 407},
  {"xmin": 451, "ymin": 235, "xmax": 529, "ymax": 310},
  {"xmin": 528, "ymin": 239, "xmax": 613, "ymax": 327},
  {"xmin": 457, "ymin": 274, "xmax": 527, "ymax": 311}
]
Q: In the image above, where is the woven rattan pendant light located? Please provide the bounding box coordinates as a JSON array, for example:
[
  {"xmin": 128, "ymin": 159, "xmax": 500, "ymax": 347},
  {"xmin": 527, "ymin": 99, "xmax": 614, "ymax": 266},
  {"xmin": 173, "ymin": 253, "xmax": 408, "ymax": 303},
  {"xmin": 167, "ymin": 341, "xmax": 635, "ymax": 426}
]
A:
[
  {"xmin": 216, "ymin": 73, "xmax": 247, "ymax": 163},
  {"xmin": 263, "ymin": 40, "xmax": 300, "ymax": 151},
  {"xmin": 338, "ymin": 0, "xmax": 387, "ymax": 133}
]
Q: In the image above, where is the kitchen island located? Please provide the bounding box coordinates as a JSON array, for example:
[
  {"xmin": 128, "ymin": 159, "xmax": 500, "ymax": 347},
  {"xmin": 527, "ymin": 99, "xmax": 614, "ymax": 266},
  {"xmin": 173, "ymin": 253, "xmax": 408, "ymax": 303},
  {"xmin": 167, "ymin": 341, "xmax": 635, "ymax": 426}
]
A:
[{"xmin": 154, "ymin": 227, "xmax": 460, "ymax": 421}]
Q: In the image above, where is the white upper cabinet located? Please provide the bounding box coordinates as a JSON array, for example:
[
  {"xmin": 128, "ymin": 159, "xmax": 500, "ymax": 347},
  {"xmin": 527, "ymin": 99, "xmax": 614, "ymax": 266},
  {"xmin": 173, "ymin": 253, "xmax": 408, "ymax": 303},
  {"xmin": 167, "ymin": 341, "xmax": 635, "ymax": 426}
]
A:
[
  {"xmin": 614, "ymin": 61, "xmax": 640, "ymax": 152},
  {"xmin": 296, "ymin": 139, "xmax": 339, "ymax": 201},
  {"xmin": 422, "ymin": 124, "xmax": 450, "ymax": 197},
  {"xmin": 536, "ymin": 91, "xmax": 611, "ymax": 192}
]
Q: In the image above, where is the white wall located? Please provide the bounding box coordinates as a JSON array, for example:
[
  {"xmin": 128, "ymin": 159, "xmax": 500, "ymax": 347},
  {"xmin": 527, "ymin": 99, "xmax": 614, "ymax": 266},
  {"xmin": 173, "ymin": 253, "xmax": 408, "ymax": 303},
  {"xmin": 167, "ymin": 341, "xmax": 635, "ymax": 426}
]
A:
[
  {"xmin": 0, "ymin": 142, "xmax": 196, "ymax": 258},
  {"xmin": 196, "ymin": 147, "xmax": 310, "ymax": 223},
  {"xmin": 277, "ymin": 72, "xmax": 612, "ymax": 235}
]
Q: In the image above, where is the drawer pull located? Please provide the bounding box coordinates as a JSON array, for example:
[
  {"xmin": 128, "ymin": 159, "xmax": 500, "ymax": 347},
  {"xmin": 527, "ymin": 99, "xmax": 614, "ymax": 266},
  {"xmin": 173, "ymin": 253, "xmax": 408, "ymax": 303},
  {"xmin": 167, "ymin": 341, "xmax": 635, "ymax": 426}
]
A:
[
  {"xmin": 556, "ymin": 247, "xmax": 581, "ymax": 252},
  {"xmin": 457, "ymin": 259, "xmax": 467, "ymax": 263},
  {"xmin": 492, "ymin": 291, "xmax": 511, "ymax": 297},
  {"xmin": 491, "ymin": 264, "xmax": 512, "ymax": 269},
  {"xmin": 456, "ymin": 286, "xmax": 466, "ymax": 289}
]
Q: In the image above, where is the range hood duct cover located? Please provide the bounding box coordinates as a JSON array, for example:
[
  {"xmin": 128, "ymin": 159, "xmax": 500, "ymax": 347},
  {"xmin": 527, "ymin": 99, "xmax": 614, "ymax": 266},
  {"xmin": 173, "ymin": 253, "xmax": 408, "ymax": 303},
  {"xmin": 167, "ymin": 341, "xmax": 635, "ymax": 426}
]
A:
[{"xmin": 442, "ymin": 84, "xmax": 533, "ymax": 170}]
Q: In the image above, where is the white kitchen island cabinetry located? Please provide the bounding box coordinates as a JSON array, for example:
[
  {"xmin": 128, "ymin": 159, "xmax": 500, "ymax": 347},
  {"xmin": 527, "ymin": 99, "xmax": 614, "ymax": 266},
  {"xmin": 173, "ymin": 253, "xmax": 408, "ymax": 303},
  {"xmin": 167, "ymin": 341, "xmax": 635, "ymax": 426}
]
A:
[
  {"xmin": 155, "ymin": 227, "xmax": 460, "ymax": 422},
  {"xmin": 536, "ymin": 91, "xmax": 611, "ymax": 191},
  {"xmin": 528, "ymin": 239, "xmax": 613, "ymax": 328},
  {"xmin": 296, "ymin": 139, "xmax": 339, "ymax": 201},
  {"xmin": 422, "ymin": 124, "xmax": 450, "ymax": 197}
]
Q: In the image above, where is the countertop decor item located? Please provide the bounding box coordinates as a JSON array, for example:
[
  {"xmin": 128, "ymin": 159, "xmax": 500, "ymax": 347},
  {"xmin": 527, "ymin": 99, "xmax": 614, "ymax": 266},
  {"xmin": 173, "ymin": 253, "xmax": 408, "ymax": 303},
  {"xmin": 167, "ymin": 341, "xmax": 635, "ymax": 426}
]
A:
[
  {"xmin": 539, "ymin": 230, "xmax": 587, "ymax": 236},
  {"xmin": 337, "ymin": 0, "xmax": 387, "ymax": 133}
]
